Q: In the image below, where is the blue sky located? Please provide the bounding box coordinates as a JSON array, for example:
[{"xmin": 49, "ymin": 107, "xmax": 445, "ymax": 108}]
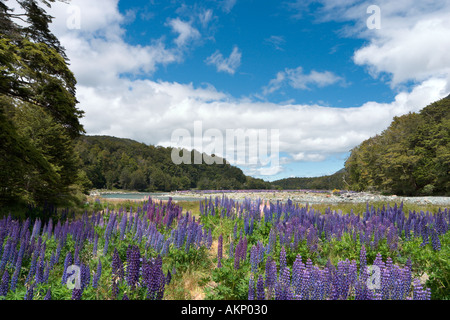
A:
[
  {"xmin": 37, "ymin": 0, "xmax": 450, "ymax": 181},
  {"xmin": 117, "ymin": 0, "xmax": 395, "ymax": 108}
]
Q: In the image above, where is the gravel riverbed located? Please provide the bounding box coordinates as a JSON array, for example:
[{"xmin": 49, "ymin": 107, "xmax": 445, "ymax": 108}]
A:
[{"xmin": 169, "ymin": 190, "xmax": 450, "ymax": 206}]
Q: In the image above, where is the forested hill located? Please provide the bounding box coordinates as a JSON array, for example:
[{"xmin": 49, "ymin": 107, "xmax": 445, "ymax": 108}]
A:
[
  {"xmin": 271, "ymin": 169, "xmax": 347, "ymax": 190},
  {"xmin": 75, "ymin": 135, "xmax": 272, "ymax": 191},
  {"xmin": 344, "ymin": 95, "xmax": 450, "ymax": 196}
]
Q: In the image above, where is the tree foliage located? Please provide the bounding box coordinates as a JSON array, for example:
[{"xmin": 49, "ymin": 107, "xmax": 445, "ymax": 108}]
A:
[
  {"xmin": 75, "ymin": 135, "xmax": 273, "ymax": 192},
  {"xmin": 344, "ymin": 96, "xmax": 450, "ymax": 195},
  {"xmin": 272, "ymin": 169, "xmax": 347, "ymax": 190},
  {"xmin": 0, "ymin": 0, "xmax": 85, "ymax": 205}
]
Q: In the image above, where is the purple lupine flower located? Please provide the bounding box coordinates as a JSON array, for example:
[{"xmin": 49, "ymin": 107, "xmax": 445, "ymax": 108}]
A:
[
  {"xmin": 24, "ymin": 282, "xmax": 35, "ymax": 300},
  {"xmin": 430, "ymin": 227, "xmax": 441, "ymax": 251},
  {"xmin": 229, "ymin": 241, "xmax": 234, "ymax": 259},
  {"xmin": 241, "ymin": 236, "xmax": 248, "ymax": 261},
  {"xmin": 349, "ymin": 260, "xmax": 358, "ymax": 287},
  {"xmin": 81, "ymin": 263, "xmax": 90, "ymax": 290},
  {"xmin": 257, "ymin": 241, "xmax": 265, "ymax": 264},
  {"xmin": 44, "ymin": 288, "xmax": 51, "ymax": 300},
  {"xmin": 307, "ymin": 227, "xmax": 318, "ymax": 252},
  {"xmin": 420, "ymin": 223, "xmax": 429, "ymax": 247},
  {"xmin": 55, "ymin": 242, "xmax": 62, "ymax": 264},
  {"xmin": 250, "ymin": 245, "xmax": 258, "ymax": 273},
  {"xmin": 142, "ymin": 258, "xmax": 152, "ymax": 294},
  {"xmin": 391, "ymin": 278, "xmax": 403, "ymax": 300},
  {"xmin": 217, "ymin": 234, "xmax": 223, "ymax": 268},
  {"xmin": 248, "ymin": 275, "xmax": 255, "ymax": 300},
  {"xmin": 403, "ymin": 259, "xmax": 412, "ymax": 297},
  {"xmin": 0, "ymin": 238, "xmax": 12, "ymax": 272},
  {"xmin": 150, "ymin": 255, "xmax": 166, "ymax": 300},
  {"xmin": 26, "ymin": 250, "xmax": 38, "ymax": 284},
  {"xmin": 161, "ymin": 239, "xmax": 170, "ymax": 256},
  {"xmin": 93, "ymin": 260, "xmax": 102, "ymax": 288},
  {"xmin": 244, "ymin": 217, "xmax": 249, "ymax": 235},
  {"xmin": 120, "ymin": 213, "xmax": 127, "ymax": 240},
  {"xmin": 256, "ymin": 275, "xmax": 265, "ymax": 300},
  {"xmin": 424, "ymin": 288, "xmax": 431, "ymax": 300},
  {"xmin": 292, "ymin": 255, "xmax": 304, "ymax": 296},
  {"xmin": 312, "ymin": 280, "xmax": 325, "ymax": 300},
  {"xmin": 0, "ymin": 269, "xmax": 9, "ymax": 296},
  {"xmin": 112, "ymin": 248, "xmax": 124, "ymax": 279},
  {"xmin": 412, "ymin": 278, "xmax": 426, "ymax": 300},
  {"xmin": 35, "ymin": 253, "xmax": 45, "ymax": 285},
  {"xmin": 280, "ymin": 267, "xmax": 290, "ymax": 287},
  {"xmin": 274, "ymin": 280, "xmax": 285, "ymax": 300},
  {"xmin": 279, "ymin": 246, "xmax": 286, "ymax": 272},
  {"xmin": 61, "ymin": 252, "xmax": 73, "ymax": 285},
  {"xmin": 301, "ymin": 268, "xmax": 311, "ymax": 300},
  {"xmin": 234, "ymin": 240, "xmax": 241, "ymax": 270},
  {"xmin": 43, "ymin": 262, "xmax": 50, "ymax": 283},
  {"xmin": 274, "ymin": 277, "xmax": 291, "ymax": 300},
  {"xmin": 111, "ymin": 281, "xmax": 119, "ymax": 299},
  {"xmin": 387, "ymin": 226, "xmax": 398, "ymax": 251},
  {"xmin": 10, "ymin": 243, "xmax": 25, "ymax": 292},
  {"xmin": 49, "ymin": 252, "xmax": 56, "ymax": 270},
  {"xmin": 122, "ymin": 293, "xmax": 129, "ymax": 300},
  {"xmin": 126, "ymin": 245, "xmax": 141, "ymax": 289},
  {"xmin": 373, "ymin": 252, "xmax": 385, "ymax": 270},
  {"xmin": 381, "ymin": 265, "xmax": 392, "ymax": 300},
  {"xmin": 103, "ymin": 236, "xmax": 109, "ymax": 256},
  {"xmin": 265, "ymin": 257, "xmax": 277, "ymax": 295},
  {"xmin": 71, "ymin": 288, "xmax": 82, "ymax": 300},
  {"xmin": 207, "ymin": 229, "xmax": 213, "ymax": 249}
]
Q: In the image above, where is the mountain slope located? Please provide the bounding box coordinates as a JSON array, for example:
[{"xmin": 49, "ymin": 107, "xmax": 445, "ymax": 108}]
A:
[
  {"xmin": 75, "ymin": 135, "xmax": 272, "ymax": 191},
  {"xmin": 344, "ymin": 96, "xmax": 450, "ymax": 196},
  {"xmin": 271, "ymin": 169, "xmax": 347, "ymax": 190}
]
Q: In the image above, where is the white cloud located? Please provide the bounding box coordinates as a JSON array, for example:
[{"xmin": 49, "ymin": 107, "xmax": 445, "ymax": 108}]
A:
[
  {"xmin": 31, "ymin": 0, "xmax": 450, "ymax": 179},
  {"xmin": 221, "ymin": 0, "xmax": 237, "ymax": 13},
  {"xmin": 263, "ymin": 66, "xmax": 345, "ymax": 94},
  {"xmin": 293, "ymin": 153, "xmax": 326, "ymax": 162},
  {"xmin": 76, "ymin": 76, "xmax": 448, "ymax": 177},
  {"xmin": 264, "ymin": 35, "xmax": 286, "ymax": 51},
  {"xmin": 300, "ymin": 0, "xmax": 450, "ymax": 89},
  {"xmin": 166, "ymin": 18, "xmax": 201, "ymax": 48},
  {"xmin": 353, "ymin": 18, "xmax": 450, "ymax": 86},
  {"xmin": 199, "ymin": 9, "xmax": 214, "ymax": 28},
  {"xmin": 262, "ymin": 72, "xmax": 285, "ymax": 95},
  {"xmin": 205, "ymin": 46, "xmax": 242, "ymax": 74}
]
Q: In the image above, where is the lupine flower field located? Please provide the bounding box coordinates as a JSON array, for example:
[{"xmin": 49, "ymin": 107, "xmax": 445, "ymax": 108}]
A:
[{"xmin": 0, "ymin": 196, "xmax": 448, "ymax": 300}]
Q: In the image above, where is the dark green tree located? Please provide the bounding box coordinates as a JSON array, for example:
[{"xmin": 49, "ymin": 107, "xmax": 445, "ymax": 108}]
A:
[
  {"xmin": 344, "ymin": 96, "xmax": 450, "ymax": 195},
  {"xmin": 1, "ymin": 0, "xmax": 85, "ymax": 205}
]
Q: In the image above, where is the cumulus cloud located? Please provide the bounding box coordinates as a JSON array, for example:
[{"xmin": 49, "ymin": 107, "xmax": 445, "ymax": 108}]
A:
[
  {"xmin": 36, "ymin": 0, "xmax": 450, "ymax": 178},
  {"xmin": 205, "ymin": 46, "xmax": 242, "ymax": 74},
  {"xmin": 263, "ymin": 66, "xmax": 345, "ymax": 94},
  {"xmin": 75, "ymin": 76, "xmax": 447, "ymax": 177},
  {"xmin": 166, "ymin": 17, "xmax": 201, "ymax": 48},
  {"xmin": 298, "ymin": 0, "xmax": 450, "ymax": 88},
  {"xmin": 353, "ymin": 18, "xmax": 450, "ymax": 86}
]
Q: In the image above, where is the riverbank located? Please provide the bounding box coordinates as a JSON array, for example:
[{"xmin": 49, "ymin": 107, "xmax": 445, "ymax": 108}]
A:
[
  {"xmin": 89, "ymin": 189, "xmax": 450, "ymax": 206},
  {"xmin": 169, "ymin": 190, "xmax": 450, "ymax": 206}
]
